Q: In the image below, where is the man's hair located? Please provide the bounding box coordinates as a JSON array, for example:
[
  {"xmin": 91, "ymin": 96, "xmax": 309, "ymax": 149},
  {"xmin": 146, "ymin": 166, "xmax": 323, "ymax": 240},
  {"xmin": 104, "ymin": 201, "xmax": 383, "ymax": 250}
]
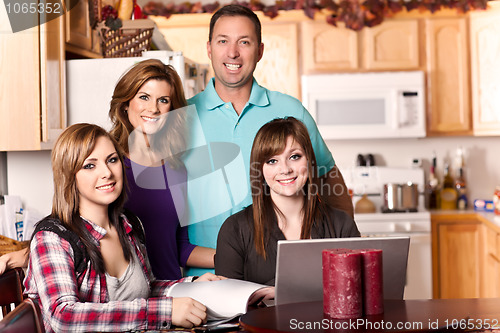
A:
[{"xmin": 209, "ymin": 4, "xmax": 262, "ymax": 45}]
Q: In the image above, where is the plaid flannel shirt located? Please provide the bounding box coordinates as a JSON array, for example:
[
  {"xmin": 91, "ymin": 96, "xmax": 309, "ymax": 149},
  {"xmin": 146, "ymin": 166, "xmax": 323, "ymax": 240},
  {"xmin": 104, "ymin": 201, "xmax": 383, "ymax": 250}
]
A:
[{"xmin": 24, "ymin": 214, "xmax": 191, "ymax": 333}]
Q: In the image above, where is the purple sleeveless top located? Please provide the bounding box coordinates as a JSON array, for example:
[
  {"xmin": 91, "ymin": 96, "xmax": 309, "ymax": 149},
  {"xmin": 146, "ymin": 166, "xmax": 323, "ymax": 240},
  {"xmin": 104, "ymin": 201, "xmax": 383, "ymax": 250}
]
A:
[{"xmin": 123, "ymin": 157, "xmax": 195, "ymax": 280}]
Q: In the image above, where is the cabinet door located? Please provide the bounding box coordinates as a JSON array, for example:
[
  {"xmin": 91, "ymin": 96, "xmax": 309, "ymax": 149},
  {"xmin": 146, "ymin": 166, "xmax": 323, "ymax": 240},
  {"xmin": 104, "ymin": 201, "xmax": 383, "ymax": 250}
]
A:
[
  {"xmin": 362, "ymin": 20, "xmax": 420, "ymax": 70},
  {"xmin": 435, "ymin": 221, "xmax": 482, "ymax": 298},
  {"xmin": 484, "ymin": 226, "xmax": 500, "ymax": 297},
  {"xmin": 470, "ymin": 5, "xmax": 500, "ymax": 135},
  {"xmin": 0, "ymin": 3, "xmax": 65, "ymax": 151},
  {"xmin": 426, "ymin": 17, "xmax": 471, "ymax": 136},
  {"xmin": 300, "ymin": 20, "xmax": 358, "ymax": 73},
  {"xmin": 256, "ymin": 22, "xmax": 299, "ymax": 99},
  {"xmin": 65, "ymin": 0, "xmax": 92, "ymax": 50},
  {"xmin": 40, "ymin": 13, "xmax": 67, "ymax": 148},
  {"xmin": 0, "ymin": 6, "xmax": 41, "ymax": 150}
]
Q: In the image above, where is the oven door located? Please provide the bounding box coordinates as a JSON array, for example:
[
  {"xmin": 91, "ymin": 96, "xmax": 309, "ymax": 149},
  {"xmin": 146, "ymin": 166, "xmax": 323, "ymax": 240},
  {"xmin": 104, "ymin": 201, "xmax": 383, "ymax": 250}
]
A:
[{"xmin": 360, "ymin": 230, "xmax": 432, "ymax": 300}]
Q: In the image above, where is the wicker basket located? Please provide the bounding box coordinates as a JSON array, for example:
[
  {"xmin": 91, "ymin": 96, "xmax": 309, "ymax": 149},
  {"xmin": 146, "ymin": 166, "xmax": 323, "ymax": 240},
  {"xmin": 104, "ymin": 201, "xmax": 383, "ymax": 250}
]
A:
[
  {"xmin": 99, "ymin": 19, "xmax": 155, "ymax": 58},
  {"xmin": 0, "ymin": 234, "xmax": 29, "ymax": 257}
]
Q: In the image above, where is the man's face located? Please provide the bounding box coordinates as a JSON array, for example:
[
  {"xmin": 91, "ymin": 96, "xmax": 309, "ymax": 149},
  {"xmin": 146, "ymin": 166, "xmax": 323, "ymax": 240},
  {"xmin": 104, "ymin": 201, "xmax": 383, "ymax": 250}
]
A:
[{"xmin": 207, "ymin": 15, "xmax": 264, "ymax": 91}]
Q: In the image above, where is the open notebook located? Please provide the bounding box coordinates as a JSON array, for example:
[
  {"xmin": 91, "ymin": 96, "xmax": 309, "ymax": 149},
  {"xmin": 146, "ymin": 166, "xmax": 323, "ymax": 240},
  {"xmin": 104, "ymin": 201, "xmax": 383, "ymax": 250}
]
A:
[{"xmin": 275, "ymin": 236, "xmax": 410, "ymax": 305}]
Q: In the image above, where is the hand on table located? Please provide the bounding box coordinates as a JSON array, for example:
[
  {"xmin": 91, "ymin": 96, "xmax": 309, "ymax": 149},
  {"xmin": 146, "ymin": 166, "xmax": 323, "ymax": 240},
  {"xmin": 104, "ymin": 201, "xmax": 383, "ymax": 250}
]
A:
[
  {"xmin": 248, "ymin": 287, "xmax": 275, "ymax": 307},
  {"xmin": 194, "ymin": 272, "xmax": 227, "ymax": 282},
  {"xmin": 0, "ymin": 248, "xmax": 29, "ymax": 275},
  {"xmin": 172, "ymin": 297, "xmax": 207, "ymax": 328}
]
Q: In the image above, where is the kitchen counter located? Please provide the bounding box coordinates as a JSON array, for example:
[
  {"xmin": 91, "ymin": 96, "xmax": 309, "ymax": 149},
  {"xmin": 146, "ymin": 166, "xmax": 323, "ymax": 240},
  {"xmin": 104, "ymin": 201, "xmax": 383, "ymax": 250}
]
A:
[{"xmin": 431, "ymin": 209, "xmax": 500, "ymax": 230}]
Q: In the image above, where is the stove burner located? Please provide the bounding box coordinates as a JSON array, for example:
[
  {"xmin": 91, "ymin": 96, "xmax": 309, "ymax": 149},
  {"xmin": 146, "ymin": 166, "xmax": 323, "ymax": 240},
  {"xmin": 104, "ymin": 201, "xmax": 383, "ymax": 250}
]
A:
[{"xmin": 381, "ymin": 208, "xmax": 419, "ymax": 213}]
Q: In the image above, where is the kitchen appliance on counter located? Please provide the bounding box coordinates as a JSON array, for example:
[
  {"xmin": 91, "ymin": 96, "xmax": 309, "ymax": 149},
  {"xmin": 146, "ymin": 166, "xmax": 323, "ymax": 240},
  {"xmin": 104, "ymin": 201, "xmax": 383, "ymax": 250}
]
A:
[
  {"xmin": 344, "ymin": 166, "xmax": 432, "ymax": 299},
  {"xmin": 66, "ymin": 51, "xmax": 208, "ymax": 130},
  {"xmin": 302, "ymin": 71, "xmax": 425, "ymax": 140}
]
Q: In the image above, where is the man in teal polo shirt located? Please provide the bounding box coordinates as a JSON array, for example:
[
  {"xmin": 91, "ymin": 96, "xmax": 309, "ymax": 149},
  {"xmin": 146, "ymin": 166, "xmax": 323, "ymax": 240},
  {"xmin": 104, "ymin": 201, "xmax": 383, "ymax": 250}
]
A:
[{"xmin": 182, "ymin": 4, "xmax": 353, "ymax": 276}]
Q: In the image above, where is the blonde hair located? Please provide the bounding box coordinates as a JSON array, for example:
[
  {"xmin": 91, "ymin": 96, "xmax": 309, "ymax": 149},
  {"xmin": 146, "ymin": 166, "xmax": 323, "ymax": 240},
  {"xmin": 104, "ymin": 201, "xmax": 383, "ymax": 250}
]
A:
[{"xmin": 51, "ymin": 123, "xmax": 130, "ymax": 273}]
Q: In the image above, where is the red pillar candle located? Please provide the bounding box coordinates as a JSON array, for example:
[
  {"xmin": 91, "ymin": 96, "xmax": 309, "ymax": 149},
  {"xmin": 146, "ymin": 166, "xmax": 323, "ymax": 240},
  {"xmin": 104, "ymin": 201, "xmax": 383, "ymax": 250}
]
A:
[
  {"xmin": 322, "ymin": 249, "xmax": 362, "ymax": 319},
  {"xmin": 359, "ymin": 249, "xmax": 384, "ymax": 315}
]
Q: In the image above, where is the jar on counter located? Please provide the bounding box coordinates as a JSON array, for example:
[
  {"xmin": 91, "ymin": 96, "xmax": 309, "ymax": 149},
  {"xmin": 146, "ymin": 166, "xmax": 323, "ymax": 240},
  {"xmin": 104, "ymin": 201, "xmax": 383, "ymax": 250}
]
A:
[{"xmin": 494, "ymin": 186, "xmax": 500, "ymax": 215}]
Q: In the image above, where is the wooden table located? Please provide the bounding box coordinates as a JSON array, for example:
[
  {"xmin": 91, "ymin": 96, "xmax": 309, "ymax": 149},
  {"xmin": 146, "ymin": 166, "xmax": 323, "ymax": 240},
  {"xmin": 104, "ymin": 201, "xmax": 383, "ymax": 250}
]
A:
[{"xmin": 240, "ymin": 299, "xmax": 500, "ymax": 332}]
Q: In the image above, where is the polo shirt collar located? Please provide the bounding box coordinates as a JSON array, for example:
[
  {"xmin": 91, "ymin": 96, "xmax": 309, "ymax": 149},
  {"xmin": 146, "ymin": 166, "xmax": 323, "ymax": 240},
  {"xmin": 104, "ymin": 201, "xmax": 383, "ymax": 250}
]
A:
[
  {"xmin": 203, "ymin": 78, "xmax": 270, "ymax": 111},
  {"xmin": 203, "ymin": 78, "xmax": 225, "ymax": 111},
  {"xmin": 247, "ymin": 78, "xmax": 269, "ymax": 107}
]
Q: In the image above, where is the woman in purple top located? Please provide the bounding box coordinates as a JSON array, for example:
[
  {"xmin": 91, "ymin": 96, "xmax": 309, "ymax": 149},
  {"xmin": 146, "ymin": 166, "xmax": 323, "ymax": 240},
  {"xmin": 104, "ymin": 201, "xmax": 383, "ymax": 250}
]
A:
[
  {"xmin": 108, "ymin": 59, "xmax": 215, "ymax": 279},
  {"xmin": 0, "ymin": 60, "xmax": 215, "ymax": 279}
]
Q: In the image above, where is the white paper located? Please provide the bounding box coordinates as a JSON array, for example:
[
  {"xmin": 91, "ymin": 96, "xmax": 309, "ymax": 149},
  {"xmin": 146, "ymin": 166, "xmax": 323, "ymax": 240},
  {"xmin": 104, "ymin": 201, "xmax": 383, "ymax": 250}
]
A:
[
  {"xmin": 23, "ymin": 209, "xmax": 43, "ymax": 240},
  {"xmin": 166, "ymin": 279, "xmax": 268, "ymax": 321},
  {"xmin": 2, "ymin": 195, "xmax": 22, "ymax": 239}
]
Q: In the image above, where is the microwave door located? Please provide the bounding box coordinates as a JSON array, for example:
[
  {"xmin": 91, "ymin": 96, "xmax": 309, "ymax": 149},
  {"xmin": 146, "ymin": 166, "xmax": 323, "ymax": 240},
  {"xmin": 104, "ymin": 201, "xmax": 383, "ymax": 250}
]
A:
[{"xmin": 307, "ymin": 90, "xmax": 394, "ymax": 139}]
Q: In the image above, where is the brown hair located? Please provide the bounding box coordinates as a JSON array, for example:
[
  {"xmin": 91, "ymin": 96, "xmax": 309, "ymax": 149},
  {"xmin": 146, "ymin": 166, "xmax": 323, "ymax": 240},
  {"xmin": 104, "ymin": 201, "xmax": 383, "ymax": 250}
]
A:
[
  {"xmin": 249, "ymin": 117, "xmax": 328, "ymax": 258},
  {"xmin": 108, "ymin": 59, "xmax": 187, "ymax": 168},
  {"xmin": 51, "ymin": 123, "xmax": 130, "ymax": 273},
  {"xmin": 209, "ymin": 4, "xmax": 262, "ymax": 45}
]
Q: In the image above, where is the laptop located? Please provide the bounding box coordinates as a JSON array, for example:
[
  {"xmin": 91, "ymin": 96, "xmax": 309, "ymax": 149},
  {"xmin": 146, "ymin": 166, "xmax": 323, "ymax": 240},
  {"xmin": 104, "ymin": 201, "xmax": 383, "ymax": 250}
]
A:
[{"xmin": 275, "ymin": 236, "xmax": 410, "ymax": 305}]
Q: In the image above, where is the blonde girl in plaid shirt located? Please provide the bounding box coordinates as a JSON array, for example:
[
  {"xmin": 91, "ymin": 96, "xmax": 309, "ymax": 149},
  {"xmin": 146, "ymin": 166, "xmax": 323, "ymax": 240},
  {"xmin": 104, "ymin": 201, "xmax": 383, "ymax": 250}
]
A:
[{"xmin": 23, "ymin": 123, "xmax": 223, "ymax": 333}]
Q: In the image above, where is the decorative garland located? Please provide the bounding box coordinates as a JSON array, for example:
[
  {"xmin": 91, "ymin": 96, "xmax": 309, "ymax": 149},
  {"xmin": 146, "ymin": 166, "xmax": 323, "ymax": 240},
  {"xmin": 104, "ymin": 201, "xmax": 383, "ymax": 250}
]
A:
[{"xmin": 142, "ymin": 0, "xmax": 490, "ymax": 30}]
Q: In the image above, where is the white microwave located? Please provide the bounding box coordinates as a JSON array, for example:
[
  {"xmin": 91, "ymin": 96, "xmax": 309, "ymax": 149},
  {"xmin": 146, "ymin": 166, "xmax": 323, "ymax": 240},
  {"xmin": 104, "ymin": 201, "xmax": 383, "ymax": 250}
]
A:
[{"xmin": 302, "ymin": 71, "xmax": 426, "ymax": 140}]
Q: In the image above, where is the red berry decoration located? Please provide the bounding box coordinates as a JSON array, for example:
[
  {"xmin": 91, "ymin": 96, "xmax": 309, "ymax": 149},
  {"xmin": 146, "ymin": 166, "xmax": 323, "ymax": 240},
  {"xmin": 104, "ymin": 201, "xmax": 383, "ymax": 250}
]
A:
[{"xmin": 101, "ymin": 5, "xmax": 118, "ymax": 21}]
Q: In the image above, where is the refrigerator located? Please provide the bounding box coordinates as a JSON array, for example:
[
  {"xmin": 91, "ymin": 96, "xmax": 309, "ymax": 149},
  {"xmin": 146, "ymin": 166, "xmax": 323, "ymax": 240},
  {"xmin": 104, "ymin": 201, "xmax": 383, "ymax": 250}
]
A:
[{"xmin": 66, "ymin": 51, "xmax": 209, "ymax": 130}]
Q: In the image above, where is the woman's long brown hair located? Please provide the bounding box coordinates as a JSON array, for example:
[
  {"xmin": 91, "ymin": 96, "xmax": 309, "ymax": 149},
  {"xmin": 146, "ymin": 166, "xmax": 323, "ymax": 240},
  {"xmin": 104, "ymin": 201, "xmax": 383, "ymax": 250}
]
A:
[
  {"xmin": 250, "ymin": 117, "xmax": 328, "ymax": 259},
  {"xmin": 51, "ymin": 123, "xmax": 130, "ymax": 274},
  {"xmin": 108, "ymin": 59, "xmax": 187, "ymax": 168}
]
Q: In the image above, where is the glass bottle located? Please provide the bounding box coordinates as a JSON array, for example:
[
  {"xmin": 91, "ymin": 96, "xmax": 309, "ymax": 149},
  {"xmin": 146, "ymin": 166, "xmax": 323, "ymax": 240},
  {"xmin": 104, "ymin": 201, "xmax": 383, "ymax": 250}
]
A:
[
  {"xmin": 426, "ymin": 153, "xmax": 440, "ymax": 209},
  {"xmin": 440, "ymin": 162, "xmax": 457, "ymax": 210},
  {"xmin": 455, "ymin": 167, "xmax": 467, "ymax": 210}
]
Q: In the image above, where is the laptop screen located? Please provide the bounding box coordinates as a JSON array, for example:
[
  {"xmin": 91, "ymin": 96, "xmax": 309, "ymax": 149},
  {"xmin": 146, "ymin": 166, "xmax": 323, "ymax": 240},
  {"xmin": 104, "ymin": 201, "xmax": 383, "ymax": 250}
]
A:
[{"xmin": 275, "ymin": 236, "xmax": 410, "ymax": 305}]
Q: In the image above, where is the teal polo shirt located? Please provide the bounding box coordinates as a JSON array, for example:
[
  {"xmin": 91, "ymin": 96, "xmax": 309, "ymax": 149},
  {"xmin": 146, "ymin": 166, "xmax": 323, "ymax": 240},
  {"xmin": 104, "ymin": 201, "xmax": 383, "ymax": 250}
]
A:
[{"xmin": 182, "ymin": 78, "xmax": 335, "ymax": 276}]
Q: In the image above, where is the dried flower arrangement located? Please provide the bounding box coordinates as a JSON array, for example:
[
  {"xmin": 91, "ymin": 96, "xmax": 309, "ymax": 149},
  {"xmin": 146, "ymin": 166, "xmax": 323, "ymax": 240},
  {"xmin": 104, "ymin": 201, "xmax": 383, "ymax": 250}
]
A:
[{"xmin": 142, "ymin": 0, "xmax": 490, "ymax": 30}]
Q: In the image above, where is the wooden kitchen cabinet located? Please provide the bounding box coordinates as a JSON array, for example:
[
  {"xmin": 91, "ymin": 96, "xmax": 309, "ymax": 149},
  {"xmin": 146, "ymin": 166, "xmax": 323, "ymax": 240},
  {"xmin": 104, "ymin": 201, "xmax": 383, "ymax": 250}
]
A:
[
  {"xmin": 300, "ymin": 20, "xmax": 359, "ymax": 72},
  {"xmin": 425, "ymin": 17, "xmax": 472, "ymax": 136},
  {"xmin": 469, "ymin": 2, "xmax": 500, "ymax": 136},
  {"xmin": 63, "ymin": 0, "xmax": 101, "ymax": 58},
  {"xmin": 361, "ymin": 19, "xmax": 420, "ymax": 70},
  {"xmin": 484, "ymin": 225, "xmax": 500, "ymax": 297},
  {"xmin": 255, "ymin": 22, "xmax": 299, "ymax": 98},
  {"xmin": 0, "ymin": 2, "xmax": 66, "ymax": 151},
  {"xmin": 424, "ymin": 2, "xmax": 500, "ymax": 137},
  {"xmin": 432, "ymin": 213, "xmax": 500, "ymax": 299},
  {"xmin": 300, "ymin": 18, "xmax": 420, "ymax": 73}
]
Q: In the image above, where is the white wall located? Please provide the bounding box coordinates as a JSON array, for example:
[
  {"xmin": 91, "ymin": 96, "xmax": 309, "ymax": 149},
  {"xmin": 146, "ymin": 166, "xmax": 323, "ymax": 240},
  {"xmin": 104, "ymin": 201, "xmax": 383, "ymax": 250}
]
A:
[
  {"xmin": 6, "ymin": 151, "xmax": 53, "ymax": 216},
  {"xmin": 327, "ymin": 135, "xmax": 500, "ymax": 204}
]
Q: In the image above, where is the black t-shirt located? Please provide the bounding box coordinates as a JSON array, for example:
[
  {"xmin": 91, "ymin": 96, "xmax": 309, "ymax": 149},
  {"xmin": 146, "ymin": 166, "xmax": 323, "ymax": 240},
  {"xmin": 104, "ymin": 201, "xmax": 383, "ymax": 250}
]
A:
[{"xmin": 214, "ymin": 205, "xmax": 360, "ymax": 285}]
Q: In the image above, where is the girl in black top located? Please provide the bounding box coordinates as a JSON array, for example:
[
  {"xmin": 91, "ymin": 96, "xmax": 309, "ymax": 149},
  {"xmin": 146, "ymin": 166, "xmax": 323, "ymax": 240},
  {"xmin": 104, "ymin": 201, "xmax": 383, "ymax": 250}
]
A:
[{"xmin": 215, "ymin": 117, "xmax": 360, "ymax": 288}]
